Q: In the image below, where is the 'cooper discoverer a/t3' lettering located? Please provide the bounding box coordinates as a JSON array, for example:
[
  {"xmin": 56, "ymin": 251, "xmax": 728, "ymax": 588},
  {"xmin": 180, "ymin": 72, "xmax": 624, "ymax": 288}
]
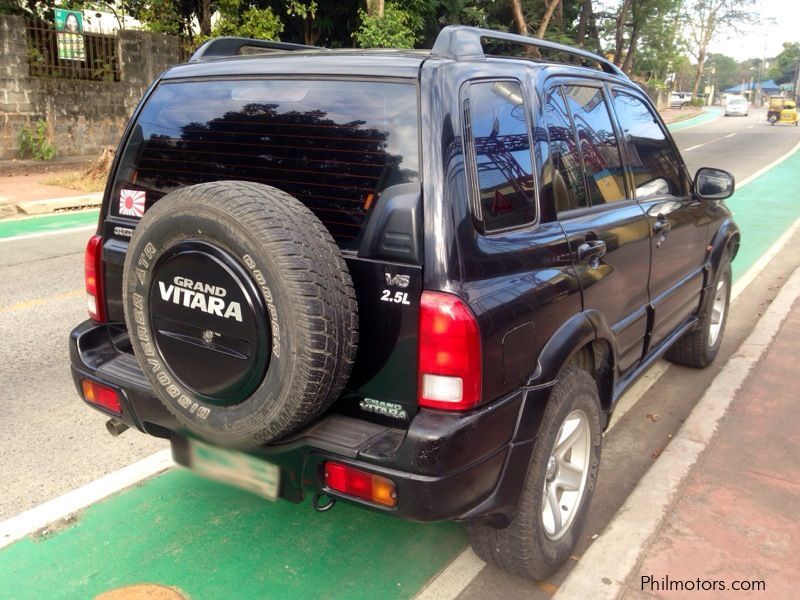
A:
[{"xmin": 158, "ymin": 277, "xmax": 243, "ymax": 322}]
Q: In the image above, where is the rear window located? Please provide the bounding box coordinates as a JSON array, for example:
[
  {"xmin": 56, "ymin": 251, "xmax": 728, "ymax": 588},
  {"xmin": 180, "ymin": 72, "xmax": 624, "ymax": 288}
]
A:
[{"xmin": 111, "ymin": 79, "xmax": 420, "ymax": 250}]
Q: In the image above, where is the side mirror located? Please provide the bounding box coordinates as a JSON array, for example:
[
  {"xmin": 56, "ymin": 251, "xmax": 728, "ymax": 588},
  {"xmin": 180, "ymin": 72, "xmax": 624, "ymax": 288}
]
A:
[{"xmin": 694, "ymin": 167, "xmax": 735, "ymax": 200}]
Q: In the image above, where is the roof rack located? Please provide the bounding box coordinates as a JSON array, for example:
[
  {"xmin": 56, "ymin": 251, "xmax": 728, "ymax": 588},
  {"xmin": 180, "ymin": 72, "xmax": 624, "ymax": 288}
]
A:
[
  {"xmin": 188, "ymin": 37, "xmax": 322, "ymax": 62},
  {"xmin": 431, "ymin": 26, "xmax": 626, "ymax": 78}
]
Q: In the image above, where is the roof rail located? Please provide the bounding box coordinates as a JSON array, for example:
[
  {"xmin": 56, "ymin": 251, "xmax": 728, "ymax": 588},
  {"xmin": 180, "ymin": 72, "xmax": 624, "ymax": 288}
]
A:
[
  {"xmin": 188, "ymin": 37, "xmax": 321, "ymax": 62},
  {"xmin": 431, "ymin": 26, "xmax": 626, "ymax": 78}
]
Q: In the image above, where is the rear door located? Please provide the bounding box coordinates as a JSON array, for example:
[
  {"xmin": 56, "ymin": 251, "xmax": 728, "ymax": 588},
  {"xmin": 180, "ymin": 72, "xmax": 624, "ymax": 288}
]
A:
[
  {"xmin": 610, "ymin": 88, "xmax": 706, "ymax": 349},
  {"xmin": 101, "ymin": 76, "xmax": 424, "ymax": 425},
  {"xmin": 545, "ymin": 81, "xmax": 651, "ymax": 376}
]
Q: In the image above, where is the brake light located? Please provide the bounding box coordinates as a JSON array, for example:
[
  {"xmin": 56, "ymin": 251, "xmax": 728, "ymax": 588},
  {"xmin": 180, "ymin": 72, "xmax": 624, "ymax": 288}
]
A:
[
  {"xmin": 418, "ymin": 291, "xmax": 482, "ymax": 410},
  {"xmin": 85, "ymin": 235, "xmax": 105, "ymax": 322},
  {"xmin": 324, "ymin": 462, "xmax": 397, "ymax": 507},
  {"xmin": 81, "ymin": 379, "xmax": 121, "ymax": 414}
]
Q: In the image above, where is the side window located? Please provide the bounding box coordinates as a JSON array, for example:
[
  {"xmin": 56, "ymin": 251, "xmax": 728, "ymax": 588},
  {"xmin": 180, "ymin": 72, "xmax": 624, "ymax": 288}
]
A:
[
  {"xmin": 466, "ymin": 80, "xmax": 536, "ymax": 232},
  {"xmin": 612, "ymin": 91, "xmax": 685, "ymax": 199},
  {"xmin": 546, "ymin": 87, "xmax": 589, "ymax": 212},
  {"xmin": 562, "ymin": 85, "xmax": 626, "ymax": 205}
]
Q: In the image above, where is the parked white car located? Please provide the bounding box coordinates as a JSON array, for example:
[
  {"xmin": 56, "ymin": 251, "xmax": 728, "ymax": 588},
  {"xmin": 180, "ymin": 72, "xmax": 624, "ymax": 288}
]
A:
[
  {"xmin": 725, "ymin": 96, "xmax": 749, "ymax": 117},
  {"xmin": 670, "ymin": 91, "xmax": 693, "ymax": 107}
]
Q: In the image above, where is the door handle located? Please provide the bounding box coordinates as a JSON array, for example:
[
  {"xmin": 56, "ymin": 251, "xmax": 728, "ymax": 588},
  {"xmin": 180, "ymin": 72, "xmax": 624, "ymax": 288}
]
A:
[{"xmin": 577, "ymin": 240, "xmax": 607, "ymax": 269}]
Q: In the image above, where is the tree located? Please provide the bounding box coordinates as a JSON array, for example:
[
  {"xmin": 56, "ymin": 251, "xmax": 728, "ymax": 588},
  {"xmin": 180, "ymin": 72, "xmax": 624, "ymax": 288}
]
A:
[
  {"xmin": 211, "ymin": 4, "xmax": 283, "ymax": 40},
  {"xmin": 684, "ymin": 0, "xmax": 755, "ymax": 97},
  {"xmin": 768, "ymin": 42, "xmax": 800, "ymax": 86},
  {"xmin": 353, "ymin": 3, "xmax": 416, "ymax": 48}
]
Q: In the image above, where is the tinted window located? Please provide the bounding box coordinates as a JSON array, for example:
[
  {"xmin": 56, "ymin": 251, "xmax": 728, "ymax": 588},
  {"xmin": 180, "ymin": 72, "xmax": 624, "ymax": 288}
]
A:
[
  {"xmin": 466, "ymin": 80, "xmax": 535, "ymax": 231},
  {"xmin": 612, "ymin": 92, "xmax": 684, "ymax": 199},
  {"xmin": 111, "ymin": 79, "xmax": 419, "ymax": 250},
  {"xmin": 546, "ymin": 87, "xmax": 589, "ymax": 212},
  {"xmin": 563, "ymin": 86, "xmax": 626, "ymax": 205}
]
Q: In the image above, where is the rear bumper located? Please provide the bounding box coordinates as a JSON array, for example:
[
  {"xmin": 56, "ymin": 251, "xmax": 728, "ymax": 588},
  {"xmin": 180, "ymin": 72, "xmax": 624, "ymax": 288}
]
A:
[{"xmin": 70, "ymin": 320, "xmax": 555, "ymax": 524}]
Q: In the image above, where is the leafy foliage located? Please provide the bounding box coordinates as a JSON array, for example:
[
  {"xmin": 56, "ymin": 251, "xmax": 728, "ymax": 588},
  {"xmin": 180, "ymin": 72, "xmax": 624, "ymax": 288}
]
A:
[
  {"xmin": 768, "ymin": 42, "xmax": 800, "ymax": 86},
  {"xmin": 353, "ymin": 3, "xmax": 417, "ymax": 49},
  {"xmin": 18, "ymin": 119, "xmax": 56, "ymax": 161},
  {"xmin": 211, "ymin": 2, "xmax": 283, "ymax": 40}
]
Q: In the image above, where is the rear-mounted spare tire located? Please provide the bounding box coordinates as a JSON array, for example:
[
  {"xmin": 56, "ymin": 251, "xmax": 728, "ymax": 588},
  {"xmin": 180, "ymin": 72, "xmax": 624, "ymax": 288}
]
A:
[{"xmin": 122, "ymin": 181, "xmax": 358, "ymax": 447}]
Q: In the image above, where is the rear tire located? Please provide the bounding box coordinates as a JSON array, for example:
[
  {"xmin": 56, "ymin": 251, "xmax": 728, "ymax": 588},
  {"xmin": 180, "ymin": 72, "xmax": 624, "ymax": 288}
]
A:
[
  {"xmin": 468, "ymin": 367, "xmax": 602, "ymax": 580},
  {"xmin": 666, "ymin": 254, "xmax": 731, "ymax": 368}
]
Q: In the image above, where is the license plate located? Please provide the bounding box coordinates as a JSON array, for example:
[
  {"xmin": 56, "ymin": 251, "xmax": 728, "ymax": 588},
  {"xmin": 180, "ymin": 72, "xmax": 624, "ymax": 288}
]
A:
[{"xmin": 188, "ymin": 439, "xmax": 280, "ymax": 501}]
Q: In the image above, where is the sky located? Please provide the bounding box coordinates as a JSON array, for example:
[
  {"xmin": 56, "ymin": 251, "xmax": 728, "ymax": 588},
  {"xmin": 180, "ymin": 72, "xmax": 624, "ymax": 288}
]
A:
[{"xmin": 706, "ymin": 0, "xmax": 800, "ymax": 62}]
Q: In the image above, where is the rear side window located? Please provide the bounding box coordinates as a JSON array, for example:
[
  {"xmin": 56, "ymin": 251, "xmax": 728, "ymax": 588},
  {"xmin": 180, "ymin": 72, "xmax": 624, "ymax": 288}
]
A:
[
  {"xmin": 562, "ymin": 85, "xmax": 626, "ymax": 205},
  {"xmin": 612, "ymin": 91, "xmax": 684, "ymax": 199},
  {"xmin": 111, "ymin": 79, "xmax": 420, "ymax": 250},
  {"xmin": 465, "ymin": 80, "xmax": 536, "ymax": 232}
]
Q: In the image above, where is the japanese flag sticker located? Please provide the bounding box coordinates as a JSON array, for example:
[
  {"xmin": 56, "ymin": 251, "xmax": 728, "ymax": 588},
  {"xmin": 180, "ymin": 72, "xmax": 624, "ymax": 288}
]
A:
[{"xmin": 119, "ymin": 189, "xmax": 146, "ymax": 218}]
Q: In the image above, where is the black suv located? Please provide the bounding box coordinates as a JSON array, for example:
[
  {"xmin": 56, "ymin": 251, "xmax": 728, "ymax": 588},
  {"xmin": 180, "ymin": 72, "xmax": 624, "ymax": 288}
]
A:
[{"xmin": 70, "ymin": 26, "xmax": 739, "ymax": 579}]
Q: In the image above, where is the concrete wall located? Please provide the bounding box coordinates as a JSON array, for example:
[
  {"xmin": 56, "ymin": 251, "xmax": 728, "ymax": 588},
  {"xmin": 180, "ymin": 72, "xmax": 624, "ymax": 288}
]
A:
[{"xmin": 0, "ymin": 15, "xmax": 180, "ymax": 161}]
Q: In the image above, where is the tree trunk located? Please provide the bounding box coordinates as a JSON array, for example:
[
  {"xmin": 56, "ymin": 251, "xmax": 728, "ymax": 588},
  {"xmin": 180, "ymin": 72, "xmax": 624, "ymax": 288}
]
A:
[
  {"xmin": 692, "ymin": 48, "xmax": 706, "ymax": 98},
  {"xmin": 536, "ymin": 0, "xmax": 561, "ymax": 38},
  {"xmin": 304, "ymin": 18, "xmax": 321, "ymax": 46},
  {"xmin": 509, "ymin": 0, "xmax": 528, "ymax": 35},
  {"xmin": 613, "ymin": 0, "xmax": 631, "ymax": 66},
  {"xmin": 622, "ymin": 26, "xmax": 639, "ymax": 74},
  {"xmin": 621, "ymin": 0, "xmax": 639, "ymax": 74},
  {"xmin": 366, "ymin": 0, "xmax": 384, "ymax": 18},
  {"xmin": 576, "ymin": 0, "xmax": 592, "ymax": 46},
  {"xmin": 198, "ymin": 0, "xmax": 212, "ymax": 37}
]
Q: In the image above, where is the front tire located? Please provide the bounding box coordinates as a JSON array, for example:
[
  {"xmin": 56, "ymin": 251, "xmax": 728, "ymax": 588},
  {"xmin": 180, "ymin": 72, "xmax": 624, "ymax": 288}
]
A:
[
  {"xmin": 666, "ymin": 255, "xmax": 731, "ymax": 368},
  {"xmin": 468, "ymin": 367, "xmax": 602, "ymax": 580}
]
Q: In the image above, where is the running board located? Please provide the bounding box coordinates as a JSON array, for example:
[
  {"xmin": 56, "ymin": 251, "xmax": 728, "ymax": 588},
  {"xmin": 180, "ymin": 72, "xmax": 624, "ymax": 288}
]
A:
[{"xmin": 611, "ymin": 316, "xmax": 699, "ymax": 407}]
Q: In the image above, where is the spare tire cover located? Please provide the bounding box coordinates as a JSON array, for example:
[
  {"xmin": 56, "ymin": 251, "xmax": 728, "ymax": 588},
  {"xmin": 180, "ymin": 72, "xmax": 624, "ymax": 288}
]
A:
[{"xmin": 123, "ymin": 181, "xmax": 358, "ymax": 447}]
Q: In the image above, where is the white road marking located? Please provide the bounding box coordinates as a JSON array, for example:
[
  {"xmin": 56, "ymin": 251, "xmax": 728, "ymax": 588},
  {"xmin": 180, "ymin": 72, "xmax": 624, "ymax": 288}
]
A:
[
  {"xmin": 747, "ymin": 125, "xmax": 754, "ymax": 129},
  {"xmin": 553, "ymin": 266, "xmax": 800, "ymax": 600},
  {"xmin": 683, "ymin": 143, "xmax": 704, "ymax": 151},
  {"xmin": 0, "ymin": 449, "xmax": 173, "ymax": 551},
  {"xmin": 0, "ymin": 224, "xmax": 95, "ymax": 243},
  {"xmin": 732, "ymin": 217, "xmax": 800, "ymax": 300},
  {"xmin": 415, "ymin": 548, "xmax": 486, "ymax": 600},
  {"xmin": 724, "ymin": 132, "xmax": 737, "ymax": 138},
  {"xmin": 737, "ymin": 139, "xmax": 800, "ymax": 188}
]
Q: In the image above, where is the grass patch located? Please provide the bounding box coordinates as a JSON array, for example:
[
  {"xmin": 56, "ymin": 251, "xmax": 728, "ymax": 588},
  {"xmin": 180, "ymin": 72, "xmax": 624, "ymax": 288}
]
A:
[{"xmin": 43, "ymin": 171, "xmax": 107, "ymax": 193}]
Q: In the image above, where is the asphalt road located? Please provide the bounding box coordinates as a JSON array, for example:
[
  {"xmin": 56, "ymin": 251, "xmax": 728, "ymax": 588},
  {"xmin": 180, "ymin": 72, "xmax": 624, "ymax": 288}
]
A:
[
  {"xmin": 0, "ymin": 106, "xmax": 797, "ymax": 544},
  {"xmin": 0, "ymin": 230, "xmax": 164, "ymax": 520},
  {"xmin": 673, "ymin": 107, "xmax": 799, "ymax": 181}
]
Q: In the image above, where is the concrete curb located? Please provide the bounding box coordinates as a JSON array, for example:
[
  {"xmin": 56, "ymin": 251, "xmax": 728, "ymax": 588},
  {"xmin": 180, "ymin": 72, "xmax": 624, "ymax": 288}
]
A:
[
  {"xmin": 553, "ymin": 265, "xmax": 800, "ymax": 600},
  {"xmin": 14, "ymin": 193, "xmax": 103, "ymax": 216}
]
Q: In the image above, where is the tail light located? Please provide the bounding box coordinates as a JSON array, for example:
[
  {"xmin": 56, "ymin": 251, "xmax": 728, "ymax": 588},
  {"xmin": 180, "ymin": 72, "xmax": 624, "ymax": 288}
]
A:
[
  {"xmin": 418, "ymin": 291, "xmax": 482, "ymax": 410},
  {"xmin": 81, "ymin": 379, "xmax": 122, "ymax": 414},
  {"xmin": 85, "ymin": 235, "xmax": 106, "ymax": 322},
  {"xmin": 324, "ymin": 462, "xmax": 397, "ymax": 507}
]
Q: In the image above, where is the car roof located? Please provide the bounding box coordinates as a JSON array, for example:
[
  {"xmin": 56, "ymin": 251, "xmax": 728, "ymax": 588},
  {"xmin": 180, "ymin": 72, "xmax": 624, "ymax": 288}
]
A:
[{"xmin": 162, "ymin": 49, "xmax": 430, "ymax": 80}]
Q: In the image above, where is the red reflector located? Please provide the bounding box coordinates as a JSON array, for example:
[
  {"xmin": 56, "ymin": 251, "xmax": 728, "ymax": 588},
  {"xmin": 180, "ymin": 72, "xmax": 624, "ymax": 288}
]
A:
[
  {"xmin": 84, "ymin": 235, "xmax": 106, "ymax": 322},
  {"xmin": 418, "ymin": 291, "xmax": 482, "ymax": 410},
  {"xmin": 324, "ymin": 462, "xmax": 397, "ymax": 508},
  {"xmin": 81, "ymin": 379, "xmax": 121, "ymax": 414}
]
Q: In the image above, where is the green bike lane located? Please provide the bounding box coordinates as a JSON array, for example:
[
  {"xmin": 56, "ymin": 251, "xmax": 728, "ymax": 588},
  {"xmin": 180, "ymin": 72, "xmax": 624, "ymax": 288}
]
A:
[
  {"xmin": 1, "ymin": 143, "xmax": 799, "ymax": 600},
  {"xmin": 0, "ymin": 210, "xmax": 98, "ymax": 239}
]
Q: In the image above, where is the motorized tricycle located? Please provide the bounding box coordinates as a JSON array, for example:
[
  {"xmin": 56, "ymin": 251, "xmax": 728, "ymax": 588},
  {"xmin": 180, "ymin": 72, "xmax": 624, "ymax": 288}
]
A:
[{"xmin": 767, "ymin": 96, "xmax": 798, "ymax": 126}]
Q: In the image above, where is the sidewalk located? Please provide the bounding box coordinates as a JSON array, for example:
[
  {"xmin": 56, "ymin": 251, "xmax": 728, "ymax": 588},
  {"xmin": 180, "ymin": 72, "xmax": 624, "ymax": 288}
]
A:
[
  {"xmin": 556, "ymin": 267, "xmax": 800, "ymax": 600},
  {"xmin": 0, "ymin": 157, "xmax": 101, "ymax": 218},
  {"xmin": 623, "ymin": 297, "xmax": 800, "ymax": 599}
]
